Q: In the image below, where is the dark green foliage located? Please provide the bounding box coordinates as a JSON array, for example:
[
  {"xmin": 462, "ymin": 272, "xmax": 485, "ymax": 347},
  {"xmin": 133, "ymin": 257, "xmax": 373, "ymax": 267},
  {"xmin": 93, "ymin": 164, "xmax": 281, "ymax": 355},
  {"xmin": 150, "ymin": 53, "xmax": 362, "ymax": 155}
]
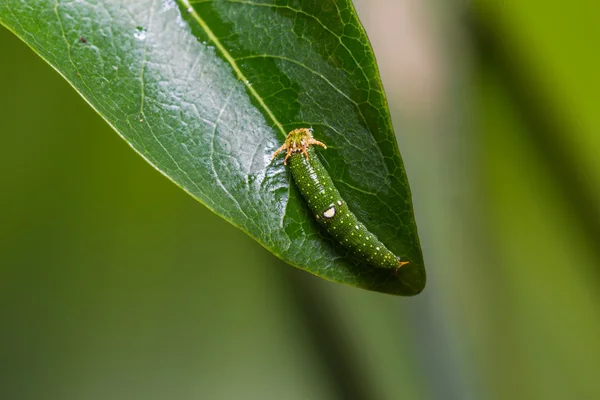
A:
[{"xmin": 0, "ymin": 0, "xmax": 425, "ymax": 295}]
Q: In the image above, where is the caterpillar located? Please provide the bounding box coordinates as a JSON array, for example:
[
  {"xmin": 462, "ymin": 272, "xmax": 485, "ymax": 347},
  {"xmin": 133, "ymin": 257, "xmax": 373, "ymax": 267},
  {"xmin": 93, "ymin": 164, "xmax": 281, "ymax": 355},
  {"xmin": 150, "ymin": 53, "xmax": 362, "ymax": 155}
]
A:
[{"xmin": 272, "ymin": 128, "xmax": 409, "ymax": 271}]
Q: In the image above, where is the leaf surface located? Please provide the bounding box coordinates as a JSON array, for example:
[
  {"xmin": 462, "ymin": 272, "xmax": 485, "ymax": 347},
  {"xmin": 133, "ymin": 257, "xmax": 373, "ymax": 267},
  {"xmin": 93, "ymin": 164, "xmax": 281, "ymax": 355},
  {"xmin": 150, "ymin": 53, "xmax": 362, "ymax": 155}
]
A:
[{"xmin": 0, "ymin": 0, "xmax": 425, "ymax": 295}]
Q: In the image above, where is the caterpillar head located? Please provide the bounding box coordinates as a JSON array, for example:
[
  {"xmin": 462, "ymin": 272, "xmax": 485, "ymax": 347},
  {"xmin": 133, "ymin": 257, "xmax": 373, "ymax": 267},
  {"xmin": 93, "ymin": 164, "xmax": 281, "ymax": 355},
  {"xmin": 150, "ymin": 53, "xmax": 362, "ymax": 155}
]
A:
[{"xmin": 272, "ymin": 128, "xmax": 327, "ymax": 165}]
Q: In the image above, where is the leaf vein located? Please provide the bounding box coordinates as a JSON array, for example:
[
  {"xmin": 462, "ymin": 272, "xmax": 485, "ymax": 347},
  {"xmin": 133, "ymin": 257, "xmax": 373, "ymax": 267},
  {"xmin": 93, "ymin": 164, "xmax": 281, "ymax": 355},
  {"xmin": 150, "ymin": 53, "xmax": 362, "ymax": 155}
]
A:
[{"xmin": 179, "ymin": 0, "xmax": 286, "ymax": 138}]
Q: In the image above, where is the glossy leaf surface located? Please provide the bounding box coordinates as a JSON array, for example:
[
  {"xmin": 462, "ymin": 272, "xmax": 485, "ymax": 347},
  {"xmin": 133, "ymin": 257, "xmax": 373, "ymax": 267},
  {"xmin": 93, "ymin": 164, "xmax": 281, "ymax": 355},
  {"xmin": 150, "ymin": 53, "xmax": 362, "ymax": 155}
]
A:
[{"xmin": 0, "ymin": 0, "xmax": 425, "ymax": 295}]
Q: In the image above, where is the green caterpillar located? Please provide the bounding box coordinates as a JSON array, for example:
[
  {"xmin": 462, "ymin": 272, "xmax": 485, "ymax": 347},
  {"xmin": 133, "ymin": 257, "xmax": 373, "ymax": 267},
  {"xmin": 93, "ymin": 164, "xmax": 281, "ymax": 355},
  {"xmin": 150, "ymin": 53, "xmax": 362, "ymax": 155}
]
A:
[{"xmin": 272, "ymin": 128, "xmax": 408, "ymax": 271}]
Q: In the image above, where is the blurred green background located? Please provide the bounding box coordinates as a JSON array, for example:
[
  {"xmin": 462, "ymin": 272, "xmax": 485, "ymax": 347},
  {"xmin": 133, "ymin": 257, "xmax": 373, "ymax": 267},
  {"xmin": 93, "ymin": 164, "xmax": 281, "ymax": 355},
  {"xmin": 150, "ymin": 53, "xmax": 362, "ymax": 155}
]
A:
[{"xmin": 1, "ymin": 1, "xmax": 599, "ymax": 399}]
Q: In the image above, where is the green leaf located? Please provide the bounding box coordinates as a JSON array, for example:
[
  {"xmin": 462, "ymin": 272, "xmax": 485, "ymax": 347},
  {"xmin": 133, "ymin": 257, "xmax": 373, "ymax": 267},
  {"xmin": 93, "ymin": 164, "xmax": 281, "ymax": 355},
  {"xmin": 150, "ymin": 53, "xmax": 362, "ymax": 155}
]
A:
[{"xmin": 0, "ymin": 0, "xmax": 425, "ymax": 295}]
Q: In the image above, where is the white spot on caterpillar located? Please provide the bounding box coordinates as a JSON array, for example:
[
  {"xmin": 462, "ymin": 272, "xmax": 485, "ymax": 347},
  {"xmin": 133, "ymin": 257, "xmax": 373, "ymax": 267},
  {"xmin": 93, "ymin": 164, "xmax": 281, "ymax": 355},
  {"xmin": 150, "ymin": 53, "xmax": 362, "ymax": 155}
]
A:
[
  {"xmin": 376, "ymin": 247, "xmax": 380, "ymax": 251},
  {"xmin": 337, "ymin": 200, "xmax": 342, "ymax": 206},
  {"xmin": 355, "ymin": 225, "xmax": 359, "ymax": 229},
  {"xmin": 323, "ymin": 207, "xmax": 336, "ymax": 219}
]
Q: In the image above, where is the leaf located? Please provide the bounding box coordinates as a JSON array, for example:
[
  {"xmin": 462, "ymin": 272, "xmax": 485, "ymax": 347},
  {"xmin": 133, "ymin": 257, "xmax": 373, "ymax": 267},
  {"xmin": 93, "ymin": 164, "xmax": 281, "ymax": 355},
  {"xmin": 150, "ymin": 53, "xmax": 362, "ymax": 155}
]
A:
[{"xmin": 0, "ymin": 0, "xmax": 425, "ymax": 295}]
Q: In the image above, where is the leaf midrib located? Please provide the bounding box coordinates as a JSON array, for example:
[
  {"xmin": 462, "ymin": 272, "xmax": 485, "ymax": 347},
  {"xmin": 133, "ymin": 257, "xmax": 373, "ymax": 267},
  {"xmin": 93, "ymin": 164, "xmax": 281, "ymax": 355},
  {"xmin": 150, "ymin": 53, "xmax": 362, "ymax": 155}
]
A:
[{"xmin": 179, "ymin": 0, "xmax": 287, "ymax": 138}]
